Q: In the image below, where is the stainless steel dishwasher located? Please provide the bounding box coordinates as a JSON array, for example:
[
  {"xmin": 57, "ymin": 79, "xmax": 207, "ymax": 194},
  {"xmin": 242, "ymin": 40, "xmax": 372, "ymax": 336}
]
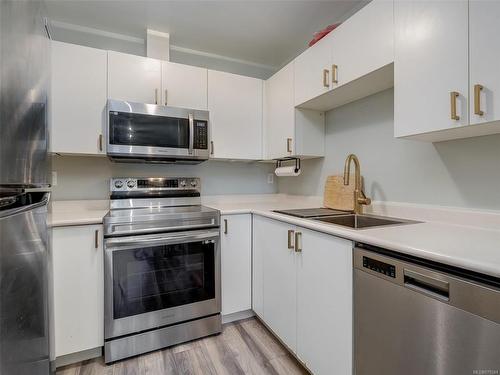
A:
[{"xmin": 354, "ymin": 244, "xmax": 500, "ymax": 375}]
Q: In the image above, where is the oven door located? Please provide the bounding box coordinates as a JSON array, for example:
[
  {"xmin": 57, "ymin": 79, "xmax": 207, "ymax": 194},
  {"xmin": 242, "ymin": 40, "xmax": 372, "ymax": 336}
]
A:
[
  {"xmin": 104, "ymin": 228, "xmax": 220, "ymax": 339},
  {"xmin": 106, "ymin": 99, "xmax": 209, "ymax": 162}
]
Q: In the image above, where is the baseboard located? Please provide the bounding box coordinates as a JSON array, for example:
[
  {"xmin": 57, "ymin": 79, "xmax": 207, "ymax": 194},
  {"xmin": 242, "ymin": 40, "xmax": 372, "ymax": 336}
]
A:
[
  {"xmin": 54, "ymin": 346, "xmax": 102, "ymax": 368},
  {"xmin": 222, "ymin": 309, "xmax": 255, "ymax": 324}
]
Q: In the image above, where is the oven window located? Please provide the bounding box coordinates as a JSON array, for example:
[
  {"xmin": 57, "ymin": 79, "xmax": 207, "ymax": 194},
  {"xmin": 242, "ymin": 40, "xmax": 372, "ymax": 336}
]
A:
[
  {"xmin": 112, "ymin": 241, "xmax": 215, "ymax": 319},
  {"xmin": 109, "ymin": 111, "xmax": 189, "ymax": 148}
]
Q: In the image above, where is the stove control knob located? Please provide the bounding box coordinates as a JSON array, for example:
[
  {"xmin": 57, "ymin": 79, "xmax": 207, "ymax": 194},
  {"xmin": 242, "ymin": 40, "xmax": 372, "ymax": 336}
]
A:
[
  {"xmin": 114, "ymin": 180, "xmax": 124, "ymax": 189},
  {"xmin": 190, "ymin": 180, "xmax": 197, "ymax": 187},
  {"xmin": 127, "ymin": 180, "xmax": 136, "ymax": 189},
  {"xmin": 180, "ymin": 180, "xmax": 187, "ymax": 187}
]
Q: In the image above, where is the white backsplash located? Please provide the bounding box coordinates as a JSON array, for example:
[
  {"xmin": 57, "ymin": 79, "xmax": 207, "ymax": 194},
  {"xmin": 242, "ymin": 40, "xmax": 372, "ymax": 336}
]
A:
[{"xmin": 51, "ymin": 155, "xmax": 277, "ymax": 200}]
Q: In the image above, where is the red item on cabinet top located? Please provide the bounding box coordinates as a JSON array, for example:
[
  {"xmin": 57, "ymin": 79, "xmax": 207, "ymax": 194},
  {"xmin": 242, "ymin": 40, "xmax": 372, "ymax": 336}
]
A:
[{"xmin": 308, "ymin": 23, "xmax": 341, "ymax": 47}]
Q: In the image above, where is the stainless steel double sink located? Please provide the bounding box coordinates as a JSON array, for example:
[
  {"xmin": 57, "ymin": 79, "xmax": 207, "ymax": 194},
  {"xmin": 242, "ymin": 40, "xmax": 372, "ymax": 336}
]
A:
[{"xmin": 313, "ymin": 214, "xmax": 417, "ymax": 229}]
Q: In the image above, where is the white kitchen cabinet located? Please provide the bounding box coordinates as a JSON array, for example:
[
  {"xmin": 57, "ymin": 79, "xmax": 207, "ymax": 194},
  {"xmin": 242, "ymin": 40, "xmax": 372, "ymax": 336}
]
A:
[
  {"xmin": 265, "ymin": 62, "xmax": 295, "ymax": 158},
  {"xmin": 294, "ymin": 0, "xmax": 394, "ymax": 111},
  {"xmin": 208, "ymin": 70, "xmax": 263, "ymax": 160},
  {"xmin": 52, "ymin": 225, "xmax": 104, "ymax": 358},
  {"xmin": 253, "ymin": 215, "xmax": 353, "ymax": 374},
  {"xmin": 252, "ymin": 216, "xmax": 264, "ymax": 318},
  {"xmin": 221, "ymin": 214, "xmax": 252, "ymax": 316},
  {"xmin": 331, "ymin": 0, "xmax": 393, "ymax": 88},
  {"xmin": 394, "ymin": 1, "xmax": 469, "ymax": 138},
  {"xmin": 161, "ymin": 61, "xmax": 207, "ymax": 110},
  {"xmin": 108, "ymin": 51, "xmax": 161, "ymax": 104},
  {"xmin": 296, "ymin": 228, "xmax": 352, "ymax": 375},
  {"xmin": 51, "ymin": 41, "xmax": 107, "ymax": 155},
  {"xmin": 469, "ymin": 1, "xmax": 500, "ymax": 126},
  {"xmin": 264, "ymin": 62, "xmax": 325, "ymax": 159},
  {"xmin": 294, "ymin": 32, "xmax": 333, "ymax": 106},
  {"xmin": 255, "ymin": 215, "xmax": 297, "ymax": 353}
]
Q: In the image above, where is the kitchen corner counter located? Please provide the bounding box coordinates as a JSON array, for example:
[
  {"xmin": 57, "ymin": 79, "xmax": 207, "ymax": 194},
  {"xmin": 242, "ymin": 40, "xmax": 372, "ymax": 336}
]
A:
[
  {"xmin": 49, "ymin": 195, "xmax": 500, "ymax": 278},
  {"xmin": 49, "ymin": 200, "xmax": 109, "ymax": 227}
]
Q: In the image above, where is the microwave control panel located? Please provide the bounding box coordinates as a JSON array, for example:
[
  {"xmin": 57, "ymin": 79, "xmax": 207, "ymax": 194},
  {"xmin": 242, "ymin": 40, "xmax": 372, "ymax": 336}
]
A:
[{"xmin": 193, "ymin": 120, "xmax": 208, "ymax": 150}]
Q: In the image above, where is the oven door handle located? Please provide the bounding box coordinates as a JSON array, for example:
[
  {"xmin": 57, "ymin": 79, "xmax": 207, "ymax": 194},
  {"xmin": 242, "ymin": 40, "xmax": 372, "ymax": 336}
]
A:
[{"xmin": 105, "ymin": 229, "xmax": 219, "ymax": 250}]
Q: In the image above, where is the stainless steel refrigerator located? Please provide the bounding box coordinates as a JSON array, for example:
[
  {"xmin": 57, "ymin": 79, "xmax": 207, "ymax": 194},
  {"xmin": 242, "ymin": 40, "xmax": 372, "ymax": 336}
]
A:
[{"xmin": 0, "ymin": 0, "xmax": 51, "ymax": 374}]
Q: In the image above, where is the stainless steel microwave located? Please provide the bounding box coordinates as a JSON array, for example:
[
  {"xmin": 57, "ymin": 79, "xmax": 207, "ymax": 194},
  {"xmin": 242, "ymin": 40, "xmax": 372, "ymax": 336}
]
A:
[{"xmin": 106, "ymin": 99, "xmax": 210, "ymax": 164}]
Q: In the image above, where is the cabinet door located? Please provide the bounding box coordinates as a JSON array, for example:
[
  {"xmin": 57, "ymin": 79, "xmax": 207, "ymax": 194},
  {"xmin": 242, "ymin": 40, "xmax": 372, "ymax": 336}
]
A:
[
  {"xmin": 296, "ymin": 228, "xmax": 353, "ymax": 375},
  {"xmin": 294, "ymin": 33, "xmax": 333, "ymax": 106},
  {"xmin": 265, "ymin": 62, "xmax": 295, "ymax": 159},
  {"xmin": 52, "ymin": 225, "xmax": 104, "ymax": 357},
  {"xmin": 252, "ymin": 215, "xmax": 264, "ymax": 318},
  {"xmin": 162, "ymin": 61, "xmax": 208, "ymax": 110},
  {"xmin": 331, "ymin": 0, "xmax": 393, "ymax": 87},
  {"xmin": 469, "ymin": 1, "xmax": 500, "ymax": 125},
  {"xmin": 394, "ymin": 1, "xmax": 469, "ymax": 137},
  {"xmin": 256, "ymin": 216, "xmax": 297, "ymax": 353},
  {"xmin": 221, "ymin": 214, "xmax": 252, "ymax": 316},
  {"xmin": 208, "ymin": 70, "xmax": 263, "ymax": 160},
  {"xmin": 108, "ymin": 51, "xmax": 161, "ymax": 104},
  {"xmin": 51, "ymin": 41, "xmax": 107, "ymax": 155}
]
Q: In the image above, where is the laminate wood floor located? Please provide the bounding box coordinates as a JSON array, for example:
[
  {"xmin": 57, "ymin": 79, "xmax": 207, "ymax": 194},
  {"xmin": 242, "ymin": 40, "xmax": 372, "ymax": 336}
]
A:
[{"xmin": 56, "ymin": 317, "xmax": 309, "ymax": 375}]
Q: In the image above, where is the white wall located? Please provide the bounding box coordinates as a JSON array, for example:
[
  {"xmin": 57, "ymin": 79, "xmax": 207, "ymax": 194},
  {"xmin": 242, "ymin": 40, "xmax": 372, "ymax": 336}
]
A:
[
  {"xmin": 278, "ymin": 89, "xmax": 500, "ymax": 211},
  {"xmin": 52, "ymin": 156, "xmax": 277, "ymax": 200}
]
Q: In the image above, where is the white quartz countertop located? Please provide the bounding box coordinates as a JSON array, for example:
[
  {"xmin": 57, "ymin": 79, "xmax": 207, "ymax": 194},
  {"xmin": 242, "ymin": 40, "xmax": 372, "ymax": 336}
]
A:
[
  {"xmin": 49, "ymin": 195, "xmax": 500, "ymax": 278},
  {"xmin": 49, "ymin": 200, "xmax": 109, "ymax": 227}
]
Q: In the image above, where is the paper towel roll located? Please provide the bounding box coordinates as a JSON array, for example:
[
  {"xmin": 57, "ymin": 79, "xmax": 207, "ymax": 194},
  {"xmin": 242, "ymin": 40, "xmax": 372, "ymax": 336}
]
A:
[{"xmin": 275, "ymin": 166, "xmax": 301, "ymax": 177}]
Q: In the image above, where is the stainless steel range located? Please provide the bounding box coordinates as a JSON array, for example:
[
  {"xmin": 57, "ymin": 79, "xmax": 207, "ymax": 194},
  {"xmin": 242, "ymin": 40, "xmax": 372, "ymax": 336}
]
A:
[{"xmin": 103, "ymin": 177, "xmax": 221, "ymax": 363}]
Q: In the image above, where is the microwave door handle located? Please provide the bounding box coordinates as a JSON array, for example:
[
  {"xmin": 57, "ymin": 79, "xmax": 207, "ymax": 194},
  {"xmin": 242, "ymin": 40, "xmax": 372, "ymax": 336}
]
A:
[{"xmin": 188, "ymin": 113, "xmax": 194, "ymax": 155}]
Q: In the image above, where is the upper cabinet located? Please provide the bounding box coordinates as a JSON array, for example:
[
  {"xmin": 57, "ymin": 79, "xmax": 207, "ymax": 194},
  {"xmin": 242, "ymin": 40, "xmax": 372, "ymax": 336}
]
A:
[
  {"xmin": 51, "ymin": 41, "xmax": 107, "ymax": 155},
  {"xmin": 394, "ymin": 0, "xmax": 500, "ymax": 141},
  {"xmin": 294, "ymin": 0, "xmax": 394, "ymax": 111},
  {"xmin": 330, "ymin": 0, "xmax": 393, "ymax": 87},
  {"xmin": 265, "ymin": 62, "xmax": 325, "ymax": 160},
  {"xmin": 469, "ymin": 1, "xmax": 500, "ymax": 126},
  {"xmin": 294, "ymin": 33, "xmax": 333, "ymax": 107},
  {"xmin": 208, "ymin": 70, "xmax": 263, "ymax": 160},
  {"xmin": 161, "ymin": 61, "xmax": 208, "ymax": 110},
  {"xmin": 108, "ymin": 51, "xmax": 161, "ymax": 104},
  {"xmin": 394, "ymin": 1, "xmax": 469, "ymax": 139}
]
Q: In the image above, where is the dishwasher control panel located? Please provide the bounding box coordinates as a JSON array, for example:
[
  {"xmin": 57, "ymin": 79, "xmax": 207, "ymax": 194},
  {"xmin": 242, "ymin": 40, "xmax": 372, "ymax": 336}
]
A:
[{"xmin": 363, "ymin": 256, "xmax": 396, "ymax": 278}]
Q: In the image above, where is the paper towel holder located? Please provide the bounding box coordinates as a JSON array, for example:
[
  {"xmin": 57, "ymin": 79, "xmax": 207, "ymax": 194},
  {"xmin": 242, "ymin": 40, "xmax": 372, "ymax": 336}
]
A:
[{"xmin": 275, "ymin": 157, "xmax": 301, "ymax": 173}]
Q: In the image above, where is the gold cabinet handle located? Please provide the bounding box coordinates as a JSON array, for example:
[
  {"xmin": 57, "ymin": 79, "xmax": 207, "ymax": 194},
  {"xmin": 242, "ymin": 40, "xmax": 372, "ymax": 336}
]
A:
[
  {"xmin": 450, "ymin": 91, "xmax": 460, "ymax": 121},
  {"xmin": 294, "ymin": 232, "xmax": 302, "ymax": 252},
  {"xmin": 287, "ymin": 230, "xmax": 295, "ymax": 249},
  {"xmin": 94, "ymin": 229, "xmax": 99, "ymax": 249},
  {"xmin": 224, "ymin": 219, "xmax": 228, "ymax": 234},
  {"xmin": 98, "ymin": 134, "xmax": 103, "ymax": 152},
  {"xmin": 210, "ymin": 141, "xmax": 214, "ymax": 155},
  {"xmin": 474, "ymin": 84, "xmax": 484, "ymax": 116},
  {"xmin": 286, "ymin": 138, "xmax": 292, "ymax": 153},
  {"xmin": 164, "ymin": 89, "xmax": 168, "ymax": 105},
  {"xmin": 322, "ymin": 69, "xmax": 330, "ymax": 88},
  {"xmin": 155, "ymin": 88, "xmax": 158, "ymax": 104},
  {"xmin": 332, "ymin": 64, "xmax": 338, "ymax": 84}
]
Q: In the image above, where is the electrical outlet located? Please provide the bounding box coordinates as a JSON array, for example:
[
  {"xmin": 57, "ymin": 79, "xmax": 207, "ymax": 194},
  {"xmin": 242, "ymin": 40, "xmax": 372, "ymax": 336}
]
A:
[
  {"xmin": 52, "ymin": 171, "xmax": 57, "ymax": 187},
  {"xmin": 267, "ymin": 173, "xmax": 274, "ymax": 184}
]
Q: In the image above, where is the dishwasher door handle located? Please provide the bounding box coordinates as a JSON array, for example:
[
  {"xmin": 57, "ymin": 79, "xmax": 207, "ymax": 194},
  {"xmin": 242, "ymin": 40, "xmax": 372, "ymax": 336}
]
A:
[{"xmin": 403, "ymin": 268, "xmax": 450, "ymax": 301}]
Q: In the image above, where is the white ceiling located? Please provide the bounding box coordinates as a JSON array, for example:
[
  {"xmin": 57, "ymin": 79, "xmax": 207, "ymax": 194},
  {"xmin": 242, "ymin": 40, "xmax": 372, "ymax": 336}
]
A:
[{"xmin": 46, "ymin": 0, "xmax": 366, "ymax": 69}]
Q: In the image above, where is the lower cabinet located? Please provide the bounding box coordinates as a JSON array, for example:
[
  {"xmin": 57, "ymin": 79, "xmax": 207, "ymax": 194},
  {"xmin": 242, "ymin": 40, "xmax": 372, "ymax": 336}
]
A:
[
  {"xmin": 253, "ymin": 215, "xmax": 353, "ymax": 375},
  {"xmin": 51, "ymin": 224, "xmax": 104, "ymax": 358},
  {"xmin": 221, "ymin": 214, "xmax": 252, "ymax": 316},
  {"xmin": 256, "ymin": 216, "xmax": 298, "ymax": 352},
  {"xmin": 296, "ymin": 228, "xmax": 353, "ymax": 375}
]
